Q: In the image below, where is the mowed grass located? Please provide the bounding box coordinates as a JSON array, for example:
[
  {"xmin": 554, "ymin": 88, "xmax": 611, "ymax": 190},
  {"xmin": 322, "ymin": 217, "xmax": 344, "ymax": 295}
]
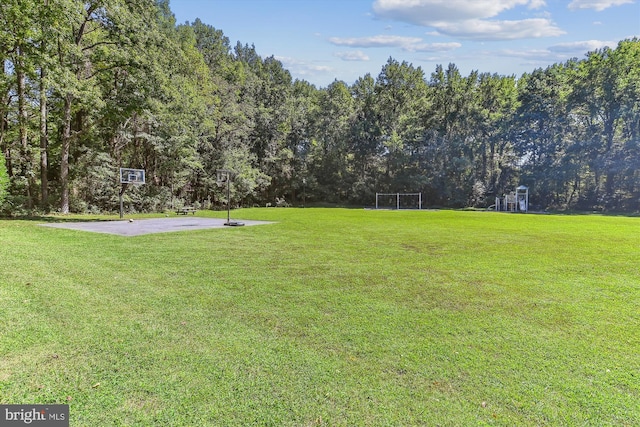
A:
[{"xmin": 0, "ymin": 208, "xmax": 638, "ymax": 426}]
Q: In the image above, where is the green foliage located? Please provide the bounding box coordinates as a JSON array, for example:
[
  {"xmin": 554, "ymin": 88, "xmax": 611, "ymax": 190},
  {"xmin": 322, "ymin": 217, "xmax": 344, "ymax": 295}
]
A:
[
  {"xmin": 219, "ymin": 145, "xmax": 271, "ymax": 205},
  {"xmin": 1, "ymin": 209, "xmax": 639, "ymax": 424},
  {"xmin": 1, "ymin": 0, "xmax": 638, "ymax": 214}
]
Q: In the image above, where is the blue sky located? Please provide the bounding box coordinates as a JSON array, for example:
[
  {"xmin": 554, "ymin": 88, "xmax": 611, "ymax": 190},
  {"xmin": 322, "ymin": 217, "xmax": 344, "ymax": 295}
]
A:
[{"xmin": 169, "ymin": 0, "xmax": 640, "ymax": 87}]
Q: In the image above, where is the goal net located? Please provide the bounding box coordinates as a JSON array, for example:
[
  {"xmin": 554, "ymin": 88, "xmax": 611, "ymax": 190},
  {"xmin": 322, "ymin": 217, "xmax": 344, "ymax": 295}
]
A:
[{"xmin": 375, "ymin": 193, "xmax": 422, "ymax": 210}]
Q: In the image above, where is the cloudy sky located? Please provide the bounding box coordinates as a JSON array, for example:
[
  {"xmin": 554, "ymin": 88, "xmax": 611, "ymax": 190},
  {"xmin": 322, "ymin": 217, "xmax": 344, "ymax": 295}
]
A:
[{"xmin": 169, "ymin": 0, "xmax": 640, "ymax": 87}]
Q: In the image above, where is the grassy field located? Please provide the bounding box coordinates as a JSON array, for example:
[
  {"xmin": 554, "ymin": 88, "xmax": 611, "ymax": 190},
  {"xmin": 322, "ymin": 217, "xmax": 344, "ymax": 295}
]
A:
[{"xmin": 0, "ymin": 208, "xmax": 638, "ymax": 426}]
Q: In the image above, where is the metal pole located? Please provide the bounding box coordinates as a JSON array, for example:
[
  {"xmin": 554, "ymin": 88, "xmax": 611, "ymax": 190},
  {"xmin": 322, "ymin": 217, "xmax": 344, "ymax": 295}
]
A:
[
  {"xmin": 226, "ymin": 177, "xmax": 231, "ymax": 224},
  {"xmin": 397, "ymin": 193, "xmax": 400, "ymax": 210},
  {"xmin": 119, "ymin": 184, "xmax": 127, "ymax": 219}
]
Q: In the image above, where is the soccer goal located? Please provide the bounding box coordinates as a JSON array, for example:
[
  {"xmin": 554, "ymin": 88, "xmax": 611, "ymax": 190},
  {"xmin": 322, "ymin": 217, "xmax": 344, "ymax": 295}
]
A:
[{"xmin": 375, "ymin": 193, "xmax": 422, "ymax": 210}]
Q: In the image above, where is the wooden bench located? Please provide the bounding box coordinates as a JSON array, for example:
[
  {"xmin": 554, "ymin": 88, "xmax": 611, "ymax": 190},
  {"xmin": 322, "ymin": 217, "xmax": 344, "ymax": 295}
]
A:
[{"xmin": 175, "ymin": 207, "xmax": 197, "ymax": 215}]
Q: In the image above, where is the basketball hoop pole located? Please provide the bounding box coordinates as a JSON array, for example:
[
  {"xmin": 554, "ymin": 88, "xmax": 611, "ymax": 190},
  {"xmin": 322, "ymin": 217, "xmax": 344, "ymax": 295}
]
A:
[
  {"xmin": 216, "ymin": 169, "xmax": 244, "ymax": 226},
  {"xmin": 118, "ymin": 168, "xmax": 145, "ymax": 219},
  {"xmin": 225, "ymin": 177, "xmax": 231, "ymax": 225},
  {"xmin": 119, "ymin": 183, "xmax": 128, "ymax": 219}
]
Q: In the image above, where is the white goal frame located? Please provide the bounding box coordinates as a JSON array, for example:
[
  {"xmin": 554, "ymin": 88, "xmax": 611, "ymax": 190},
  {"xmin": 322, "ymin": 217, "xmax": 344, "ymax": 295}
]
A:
[{"xmin": 375, "ymin": 192, "xmax": 422, "ymax": 210}]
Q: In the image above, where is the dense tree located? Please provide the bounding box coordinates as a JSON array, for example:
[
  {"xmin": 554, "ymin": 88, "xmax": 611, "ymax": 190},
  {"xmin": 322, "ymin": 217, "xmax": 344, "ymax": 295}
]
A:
[
  {"xmin": 568, "ymin": 40, "xmax": 640, "ymax": 210},
  {"xmin": 0, "ymin": 0, "xmax": 40, "ymax": 208},
  {"xmin": 0, "ymin": 0, "xmax": 637, "ymax": 214},
  {"xmin": 284, "ymin": 79, "xmax": 319, "ymax": 203},
  {"xmin": 308, "ymin": 79, "xmax": 354, "ymax": 202},
  {"xmin": 349, "ymin": 73, "xmax": 381, "ymax": 202},
  {"xmin": 375, "ymin": 58, "xmax": 429, "ymax": 194},
  {"xmin": 514, "ymin": 64, "xmax": 573, "ymax": 208},
  {"xmin": 427, "ymin": 64, "xmax": 480, "ymax": 206},
  {"xmin": 251, "ymin": 56, "xmax": 294, "ymax": 198},
  {"xmin": 471, "ymin": 73, "xmax": 519, "ymax": 202}
]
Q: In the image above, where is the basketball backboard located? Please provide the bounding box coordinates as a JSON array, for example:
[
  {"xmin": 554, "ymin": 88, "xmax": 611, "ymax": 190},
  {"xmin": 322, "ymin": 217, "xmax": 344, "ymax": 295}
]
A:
[
  {"xmin": 216, "ymin": 169, "xmax": 234, "ymax": 186},
  {"xmin": 120, "ymin": 168, "xmax": 145, "ymax": 185}
]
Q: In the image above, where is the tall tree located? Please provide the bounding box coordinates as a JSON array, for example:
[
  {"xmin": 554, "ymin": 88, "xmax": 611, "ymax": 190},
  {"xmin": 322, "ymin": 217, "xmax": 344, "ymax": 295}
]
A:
[
  {"xmin": 471, "ymin": 72, "xmax": 519, "ymax": 204},
  {"xmin": 514, "ymin": 64, "xmax": 573, "ymax": 208},
  {"xmin": 0, "ymin": 149, "xmax": 8, "ymax": 207},
  {"xmin": 375, "ymin": 58, "xmax": 428, "ymax": 194},
  {"xmin": 54, "ymin": 0, "xmax": 160, "ymax": 213},
  {"xmin": 284, "ymin": 79, "xmax": 319, "ymax": 203},
  {"xmin": 1, "ymin": 0, "xmax": 41, "ymax": 208},
  {"xmin": 349, "ymin": 73, "xmax": 381, "ymax": 203},
  {"xmin": 428, "ymin": 64, "xmax": 481, "ymax": 205},
  {"xmin": 36, "ymin": 0, "xmax": 61, "ymax": 210},
  {"xmin": 309, "ymin": 79, "xmax": 354, "ymax": 201},
  {"xmin": 568, "ymin": 40, "xmax": 640, "ymax": 209}
]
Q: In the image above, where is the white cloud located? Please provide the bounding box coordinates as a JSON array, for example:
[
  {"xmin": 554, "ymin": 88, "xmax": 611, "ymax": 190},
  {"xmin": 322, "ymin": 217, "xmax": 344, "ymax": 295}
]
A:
[
  {"xmin": 528, "ymin": 0, "xmax": 548, "ymax": 8},
  {"xmin": 548, "ymin": 39, "xmax": 617, "ymax": 53},
  {"xmin": 494, "ymin": 39, "xmax": 617, "ymax": 65},
  {"xmin": 372, "ymin": 0, "xmax": 562, "ymax": 40},
  {"xmin": 334, "ymin": 51, "xmax": 370, "ymax": 61},
  {"xmin": 568, "ymin": 0, "xmax": 634, "ymax": 11},
  {"xmin": 373, "ymin": 0, "xmax": 546, "ymax": 24},
  {"xmin": 498, "ymin": 48, "xmax": 556, "ymax": 59},
  {"xmin": 329, "ymin": 35, "xmax": 423, "ymax": 48},
  {"xmin": 410, "ymin": 42, "xmax": 463, "ymax": 52},
  {"xmin": 433, "ymin": 18, "xmax": 565, "ymax": 40},
  {"xmin": 328, "ymin": 35, "xmax": 461, "ymax": 52}
]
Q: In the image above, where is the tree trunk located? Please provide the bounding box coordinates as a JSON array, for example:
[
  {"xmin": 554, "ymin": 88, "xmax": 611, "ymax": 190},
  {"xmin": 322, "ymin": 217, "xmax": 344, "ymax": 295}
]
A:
[
  {"xmin": 61, "ymin": 94, "xmax": 73, "ymax": 214},
  {"xmin": 603, "ymin": 117, "xmax": 617, "ymax": 207},
  {"xmin": 0, "ymin": 60, "xmax": 9, "ymax": 177},
  {"xmin": 58, "ymin": 2, "xmax": 98, "ymax": 214},
  {"xmin": 16, "ymin": 47, "xmax": 33, "ymax": 208},
  {"xmin": 40, "ymin": 66, "xmax": 49, "ymax": 211}
]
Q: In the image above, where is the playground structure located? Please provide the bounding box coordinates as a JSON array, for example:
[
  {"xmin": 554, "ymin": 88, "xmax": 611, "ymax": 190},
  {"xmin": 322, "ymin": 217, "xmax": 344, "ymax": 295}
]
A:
[{"xmin": 495, "ymin": 185, "xmax": 528, "ymax": 212}]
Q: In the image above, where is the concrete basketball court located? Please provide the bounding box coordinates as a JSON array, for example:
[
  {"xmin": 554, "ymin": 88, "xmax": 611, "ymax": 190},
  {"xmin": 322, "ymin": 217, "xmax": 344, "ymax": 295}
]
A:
[{"xmin": 41, "ymin": 217, "xmax": 274, "ymax": 237}]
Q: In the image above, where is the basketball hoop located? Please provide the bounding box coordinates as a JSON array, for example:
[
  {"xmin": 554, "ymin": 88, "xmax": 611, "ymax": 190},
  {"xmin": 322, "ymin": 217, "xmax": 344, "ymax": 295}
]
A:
[
  {"xmin": 120, "ymin": 168, "xmax": 145, "ymax": 185},
  {"xmin": 216, "ymin": 169, "xmax": 233, "ymax": 187},
  {"xmin": 215, "ymin": 169, "xmax": 243, "ymax": 227},
  {"xmin": 119, "ymin": 167, "xmax": 146, "ymax": 219}
]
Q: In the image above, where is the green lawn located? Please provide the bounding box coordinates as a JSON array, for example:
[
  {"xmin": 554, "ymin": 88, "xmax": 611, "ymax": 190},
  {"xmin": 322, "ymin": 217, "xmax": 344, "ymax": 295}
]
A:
[{"xmin": 1, "ymin": 209, "xmax": 638, "ymax": 426}]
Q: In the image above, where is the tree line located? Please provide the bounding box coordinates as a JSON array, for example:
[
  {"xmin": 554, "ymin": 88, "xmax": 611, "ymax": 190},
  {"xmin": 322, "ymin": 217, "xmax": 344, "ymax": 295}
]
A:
[{"xmin": 1, "ymin": 0, "xmax": 639, "ymax": 214}]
